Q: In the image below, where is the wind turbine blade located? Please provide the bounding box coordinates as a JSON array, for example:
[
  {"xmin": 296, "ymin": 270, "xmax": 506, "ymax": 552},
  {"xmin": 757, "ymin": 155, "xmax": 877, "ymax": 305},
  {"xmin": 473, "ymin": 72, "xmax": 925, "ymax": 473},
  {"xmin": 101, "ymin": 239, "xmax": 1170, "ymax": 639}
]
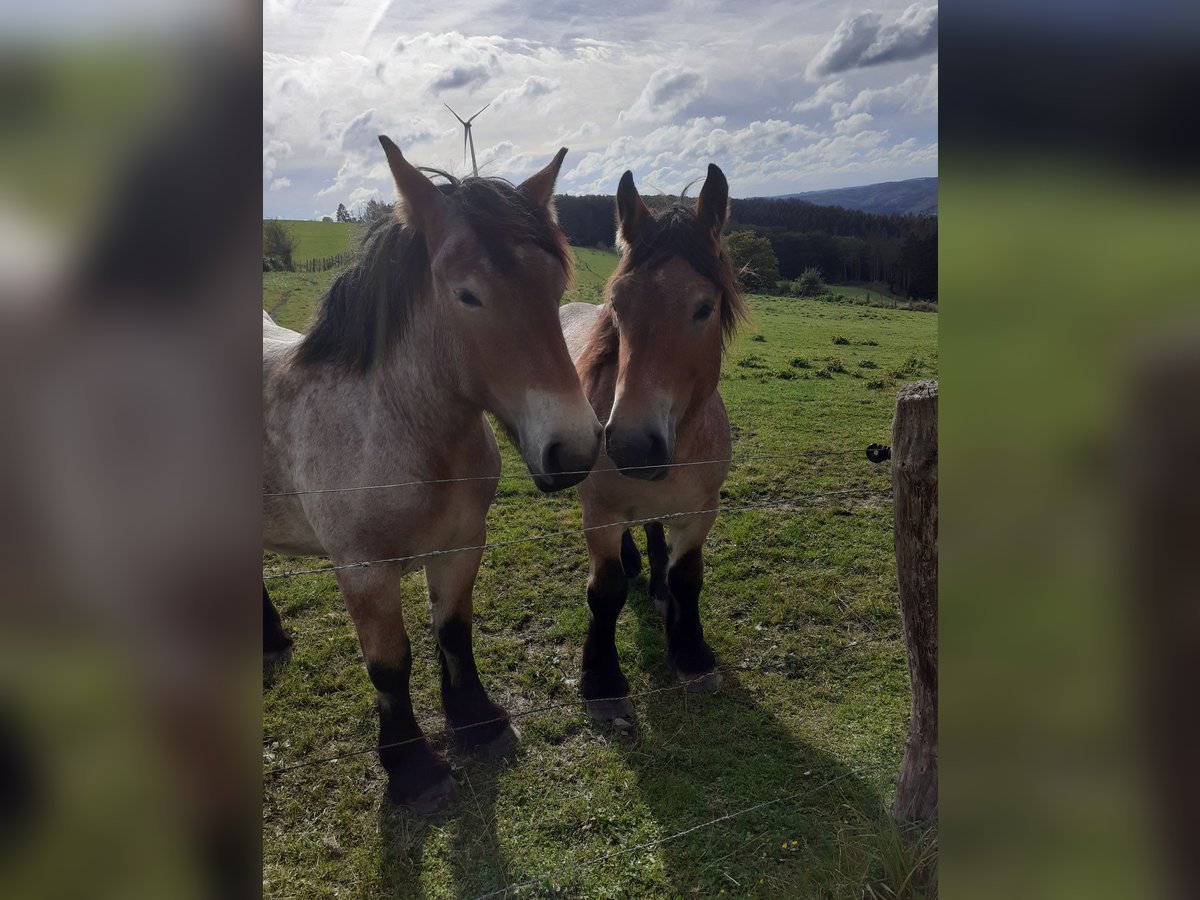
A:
[
  {"xmin": 444, "ymin": 102, "xmax": 467, "ymax": 125},
  {"xmin": 463, "ymin": 128, "xmax": 469, "ymax": 165},
  {"xmin": 467, "ymin": 102, "xmax": 490, "ymax": 123}
]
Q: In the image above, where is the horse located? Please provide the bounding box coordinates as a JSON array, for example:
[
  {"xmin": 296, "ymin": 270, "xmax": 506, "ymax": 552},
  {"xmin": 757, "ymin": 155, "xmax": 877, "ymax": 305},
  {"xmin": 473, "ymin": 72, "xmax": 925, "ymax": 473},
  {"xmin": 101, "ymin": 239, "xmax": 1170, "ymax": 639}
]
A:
[
  {"xmin": 263, "ymin": 137, "xmax": 603, "ymax": 815},
  {"xmin": 559, "ymin": 164, "xmax": 745, "ymax": 722}
]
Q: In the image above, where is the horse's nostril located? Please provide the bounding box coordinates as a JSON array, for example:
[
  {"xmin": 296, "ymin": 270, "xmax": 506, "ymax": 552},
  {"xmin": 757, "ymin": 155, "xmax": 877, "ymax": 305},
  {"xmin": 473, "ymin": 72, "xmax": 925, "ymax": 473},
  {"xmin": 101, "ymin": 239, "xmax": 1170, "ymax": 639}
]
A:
[
  {"xmin": 542, "ymin": 441, "xmax": 565, "ymax": 475},
  {"xmin": 647, "ymin": 430, "xmax": 666, "ymax": 461}
]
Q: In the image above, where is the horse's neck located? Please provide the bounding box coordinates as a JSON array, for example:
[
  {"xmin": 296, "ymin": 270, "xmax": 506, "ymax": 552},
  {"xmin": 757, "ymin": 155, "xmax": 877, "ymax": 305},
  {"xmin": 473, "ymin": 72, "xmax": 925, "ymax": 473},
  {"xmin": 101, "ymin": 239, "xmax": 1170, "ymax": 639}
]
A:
[{"xmin": 369, "ymin": 308, "xmax": 480, "ymax": 441}]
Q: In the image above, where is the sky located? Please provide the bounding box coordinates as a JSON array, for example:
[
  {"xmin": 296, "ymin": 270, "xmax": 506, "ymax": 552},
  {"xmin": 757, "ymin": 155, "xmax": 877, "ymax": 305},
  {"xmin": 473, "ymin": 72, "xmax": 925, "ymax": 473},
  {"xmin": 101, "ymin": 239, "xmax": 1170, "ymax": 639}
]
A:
[{"xmin": 263, "ymin": 0, "xmax": 938, "ymax": 219}]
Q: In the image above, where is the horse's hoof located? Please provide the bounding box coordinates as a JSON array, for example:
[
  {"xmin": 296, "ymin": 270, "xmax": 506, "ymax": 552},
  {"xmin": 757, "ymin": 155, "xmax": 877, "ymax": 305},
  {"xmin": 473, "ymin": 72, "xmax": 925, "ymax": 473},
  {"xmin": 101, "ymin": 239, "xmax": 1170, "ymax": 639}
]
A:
[
  {"xmin": 586, "ymin": 697, "xmax": 635, "ymax": 724},
  {"xmin": 472, "ymin": 722, "xmax": 521, "ymax": 761},
  {"xmin": 396, "ymin": 772, "xmax": 459, "ymax": 818},
  {"xmin": 678, "ymin": 670, "xmax": 723, "ymax": 693}
]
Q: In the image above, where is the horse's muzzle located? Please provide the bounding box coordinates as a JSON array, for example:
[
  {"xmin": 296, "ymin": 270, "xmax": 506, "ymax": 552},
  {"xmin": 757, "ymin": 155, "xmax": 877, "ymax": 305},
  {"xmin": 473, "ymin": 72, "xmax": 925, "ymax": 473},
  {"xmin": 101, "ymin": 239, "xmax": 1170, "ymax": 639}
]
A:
[
  {"xmin": 531, "ymin": 425, "xmax": 603, "ymax": 492},
  {"xmin": 605, "ymin": 425, "xmax": 673, "ymax": 481}
]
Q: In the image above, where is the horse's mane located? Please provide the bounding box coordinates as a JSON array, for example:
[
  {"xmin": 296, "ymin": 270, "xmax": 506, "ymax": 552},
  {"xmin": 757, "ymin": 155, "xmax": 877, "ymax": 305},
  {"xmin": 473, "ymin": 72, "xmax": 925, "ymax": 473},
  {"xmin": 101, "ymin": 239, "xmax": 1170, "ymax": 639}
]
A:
[
  {"xmin": 577, "ymin": 199, "xmax": 746, "ymax": 380},
  {"xmin": 297, "ymin": 173, "xmax": 573, "ymax": 373}
]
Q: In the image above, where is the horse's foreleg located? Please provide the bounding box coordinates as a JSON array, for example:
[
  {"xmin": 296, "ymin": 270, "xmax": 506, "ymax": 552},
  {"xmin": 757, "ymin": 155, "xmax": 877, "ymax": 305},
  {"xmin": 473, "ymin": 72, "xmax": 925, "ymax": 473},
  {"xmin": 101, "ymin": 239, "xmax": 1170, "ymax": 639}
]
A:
[
  {"xmin": 263, "ymin": 582, "xmax": 293, "ymax": 672},
  {"xmin": 664, "ymin": 511, "xmax": 723, "ymax": 692},
  {"xmin": 338, "ymin": 567, "xmax": 456, "ymax": 816},
  {"xmin": 619, "ymin": 529, "xmax": 642, "ymax": 578},
  {"xmin": 644, "ymin": 522, "xmax": 671, "ymax": 615},
  {"xmin": 425, "ymin": 545, "xmax": 518, "ymax": 759},
  {"xmin": 580, "ymin": 524, "xmax": 633, "ymax": 722}
]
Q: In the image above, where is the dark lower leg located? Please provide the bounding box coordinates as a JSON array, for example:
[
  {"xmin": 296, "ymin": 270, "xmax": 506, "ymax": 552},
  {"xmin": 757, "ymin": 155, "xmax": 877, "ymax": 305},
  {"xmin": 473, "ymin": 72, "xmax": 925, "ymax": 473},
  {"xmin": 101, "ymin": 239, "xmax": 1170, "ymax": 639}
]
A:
[
  {"xmin": 645, "ymin": 523, "xmax": 670, "ymax": 606},
  {"xmin": 435, "ymin": 617, "xmax": 510, "ymax": 749},
  {"xmin": 263, "ymin": 583, "xmax": 292, "ymax": 657},
  {"xmin": 620, "ymin": 530, "xmax": 642, "ymax": 578},
  {"xmin": 665, "ymin": 548, "xmax": 716, "ymax": 675},
  {"xmin": 366, "ymin": 649, "xmax": 452, "ymax": 807},
  {"xmin": 580, "ymin": 558, "xmax": 629, "ymax": 700}
]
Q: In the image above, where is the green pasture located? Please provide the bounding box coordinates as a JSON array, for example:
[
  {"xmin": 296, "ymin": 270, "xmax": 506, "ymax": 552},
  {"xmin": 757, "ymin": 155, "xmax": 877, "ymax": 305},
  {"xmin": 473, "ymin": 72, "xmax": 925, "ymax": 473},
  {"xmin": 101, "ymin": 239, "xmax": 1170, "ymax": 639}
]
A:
[
  {"xmin": 264, "ymin": 219, "xmax": 366, "ymax": 263},
  {"xmin": 262, "ymin": 259, "xmax": 938, "ymax": 897}
]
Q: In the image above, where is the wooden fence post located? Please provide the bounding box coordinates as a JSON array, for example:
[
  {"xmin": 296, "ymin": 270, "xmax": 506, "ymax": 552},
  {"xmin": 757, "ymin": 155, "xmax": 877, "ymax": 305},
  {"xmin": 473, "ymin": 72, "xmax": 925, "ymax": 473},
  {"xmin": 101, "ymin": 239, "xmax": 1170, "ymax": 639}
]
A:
[{"xmin": 890, "ymin": 379, "xmax": 938, "ymax": 823}]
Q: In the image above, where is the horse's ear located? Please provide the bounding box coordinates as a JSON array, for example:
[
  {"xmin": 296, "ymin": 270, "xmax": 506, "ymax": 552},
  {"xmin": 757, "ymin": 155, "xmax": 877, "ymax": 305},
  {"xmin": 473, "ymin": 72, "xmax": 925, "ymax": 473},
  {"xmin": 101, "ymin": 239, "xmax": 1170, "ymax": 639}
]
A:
[
  {"xmin": 616, "ymin": 170, "xmax": 650, "ymax": 247},
  {"xmin": 695, "ymin": 163, "xmax": 729, "ymax": 241},
  {"xmin": 378, "ymin": 135, "xmax": 445, "ymax": 240},
  {"xmin": 518, "ymin": 147, "xmax": 568, "ymax": 214}
]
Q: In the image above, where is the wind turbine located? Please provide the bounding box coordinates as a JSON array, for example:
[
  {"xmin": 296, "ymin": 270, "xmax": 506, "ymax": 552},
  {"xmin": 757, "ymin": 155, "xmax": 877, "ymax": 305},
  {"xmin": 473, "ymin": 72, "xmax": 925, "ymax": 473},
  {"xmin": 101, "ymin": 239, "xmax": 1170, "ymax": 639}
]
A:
[{"xmin": 444, "ymin": 102, "xmax": 490, "ymax": 176}]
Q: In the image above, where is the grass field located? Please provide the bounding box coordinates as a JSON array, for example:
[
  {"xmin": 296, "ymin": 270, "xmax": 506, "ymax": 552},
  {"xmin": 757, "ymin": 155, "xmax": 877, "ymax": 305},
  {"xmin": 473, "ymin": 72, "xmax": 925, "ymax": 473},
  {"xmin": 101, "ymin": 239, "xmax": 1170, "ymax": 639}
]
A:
[
  {"xmin": 262, "ymin": 262, "xmax": 938, "ymax": 897},
  {"xmin": 265, "ymin": 219, "xmax": 365, "ymax": 263}
]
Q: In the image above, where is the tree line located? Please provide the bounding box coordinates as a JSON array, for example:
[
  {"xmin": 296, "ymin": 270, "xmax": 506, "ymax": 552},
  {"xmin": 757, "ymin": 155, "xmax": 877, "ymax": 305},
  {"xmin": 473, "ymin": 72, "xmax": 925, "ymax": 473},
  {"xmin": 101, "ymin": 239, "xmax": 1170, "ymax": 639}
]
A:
[
  {"xmin": 555, "ymin": 194, "xmax": 937, "ymax": 301},
  {"xmin": 290, "ymin": 189, "xmax": 938, "ymax": 301}
]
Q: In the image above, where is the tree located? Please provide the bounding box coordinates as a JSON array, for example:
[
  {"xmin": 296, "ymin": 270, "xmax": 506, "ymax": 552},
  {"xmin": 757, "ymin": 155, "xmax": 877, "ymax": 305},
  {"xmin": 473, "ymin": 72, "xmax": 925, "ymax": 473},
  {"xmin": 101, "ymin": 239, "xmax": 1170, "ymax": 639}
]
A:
[
  {"xmin": 321, "ymin": 216, "xmax": 333, "ymax": 223},
  {"xmin": 724, "ymin": 230, "xmax": 780, "ymax": 292},
  {"xmin": 900, "ymin": 230, "xmax": 938, "ymax": 300},
  {"xmin": 263, "ymin": 219, "xmax": 296, "ymax": 271},
  {"xmin": 336, "ymin": 202, "xmax": 351, "ymax": 224},
  {"xmin": 790, "ymin": 267, "xmax": 826, "ymax": 297},
  {"xmin": 360, "ymin": 198, "xmax": 393, "ymax": 229}
]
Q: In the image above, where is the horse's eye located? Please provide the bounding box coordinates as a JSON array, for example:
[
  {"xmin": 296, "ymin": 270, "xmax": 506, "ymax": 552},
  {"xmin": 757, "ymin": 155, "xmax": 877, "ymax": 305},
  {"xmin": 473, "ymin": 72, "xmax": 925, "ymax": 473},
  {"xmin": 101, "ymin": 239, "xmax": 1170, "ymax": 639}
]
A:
[
  {"xmin": 457, "ymin": 290, "xmax": 482, "ymax": 308},
  {"xmin": 693, "ymin": 303, "xmax": 715, "ymax": 322}
]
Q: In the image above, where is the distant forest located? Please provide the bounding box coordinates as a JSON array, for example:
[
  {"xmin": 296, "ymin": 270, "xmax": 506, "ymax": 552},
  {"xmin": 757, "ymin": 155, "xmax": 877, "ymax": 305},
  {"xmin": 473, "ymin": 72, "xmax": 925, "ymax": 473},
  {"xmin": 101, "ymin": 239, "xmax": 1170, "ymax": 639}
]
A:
[{"xmin": 554, "ymin": 195, "xmax": 938, "ymax": 301}]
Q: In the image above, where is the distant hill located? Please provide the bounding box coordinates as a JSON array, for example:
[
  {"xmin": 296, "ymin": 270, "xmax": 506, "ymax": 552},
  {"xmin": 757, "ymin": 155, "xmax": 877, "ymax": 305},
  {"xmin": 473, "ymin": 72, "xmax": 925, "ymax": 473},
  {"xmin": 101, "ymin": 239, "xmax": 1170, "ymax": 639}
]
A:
[{"xmin": 772, "ymin": 177, "xmax": 938, "ymax": 216}]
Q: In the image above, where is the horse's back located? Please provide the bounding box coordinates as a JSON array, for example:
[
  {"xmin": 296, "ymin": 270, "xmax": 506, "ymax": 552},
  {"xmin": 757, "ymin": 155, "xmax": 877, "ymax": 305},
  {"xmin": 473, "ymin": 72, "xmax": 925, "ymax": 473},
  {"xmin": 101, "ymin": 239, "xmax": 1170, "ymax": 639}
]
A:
[
  {"xmin": 263, "ymin": 310, "xmax": 302, "ymax": 356},
  {"xmin": 559, "ymin": 302, "xmax": 602, "ymax": 362}
]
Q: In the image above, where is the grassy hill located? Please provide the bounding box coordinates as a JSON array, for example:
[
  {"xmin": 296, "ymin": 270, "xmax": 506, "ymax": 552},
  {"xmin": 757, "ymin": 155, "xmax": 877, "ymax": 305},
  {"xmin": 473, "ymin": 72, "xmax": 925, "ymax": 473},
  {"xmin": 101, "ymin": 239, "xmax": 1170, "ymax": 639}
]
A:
[
  {"xmin": 775, "ymin": 177, "xmax": 938, "ymax": 216},
  {"xmin": 566, "ymin": 246, "xmax": 619, "ymax": 303},
  {"xmin": 264, "ymin": 219, "xmax": 364, "ymax": 263}
]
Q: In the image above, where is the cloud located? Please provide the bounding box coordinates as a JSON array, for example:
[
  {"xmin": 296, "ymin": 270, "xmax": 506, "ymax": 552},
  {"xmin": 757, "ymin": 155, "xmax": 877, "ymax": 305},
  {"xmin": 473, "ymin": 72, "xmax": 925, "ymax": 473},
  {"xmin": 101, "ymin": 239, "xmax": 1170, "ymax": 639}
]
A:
[
  {"xmin": 492, "ymin": 76, "xmax": 559, "ymax": 110},
  {"xmin": 340, "ymin": 108, "xmax": 379, "ymax": 153},
  {"xmin": 430, "ymin": 63, "xmax": 493, "ymax": 92},
  {"xmin": 263, "ymin": 8, "xmax": 938, "ymax": 217},
  {"xmin": 807, "ymin": 4, "xmax": 937, "ymax": 78},
  {"xmin": 618, "ymin": 65, "xmax": 707, "ymax": 124},
  {"xmin": 262, "ymin": 139, "xmax": 292, "ymax": 186},
  {"xmin": 269, "ymin": 177, "xmax": 292, "ymax": 191},
  {"xmin": 792, "ymin": 79, "xmax": 849, "ymax": 113},
  {"xmin": 836, "ymin": 65, "xmax": 938, "ymax": 118},
  {"xmin": 834, "ymin": 113, "xmax": 874, "ymax": 134}
]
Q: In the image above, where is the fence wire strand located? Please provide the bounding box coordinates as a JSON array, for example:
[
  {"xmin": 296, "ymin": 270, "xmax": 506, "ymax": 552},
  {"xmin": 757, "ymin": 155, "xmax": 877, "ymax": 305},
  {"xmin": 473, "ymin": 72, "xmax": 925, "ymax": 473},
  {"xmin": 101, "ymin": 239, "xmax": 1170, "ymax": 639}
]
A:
[
  {"xmin": 263, "ymin": 487, "xmax": 892, "ymax": 580},
  {"xmin": 263, "ymin": 449, "xmax": 875, "ymax": 498},
  {"xmin": 264, "ymin": 668, "xmax": 733, "ymax": 777},
  {"xmin": 263, "ymin": 631, "xmax": 897, "ymax": 779}
]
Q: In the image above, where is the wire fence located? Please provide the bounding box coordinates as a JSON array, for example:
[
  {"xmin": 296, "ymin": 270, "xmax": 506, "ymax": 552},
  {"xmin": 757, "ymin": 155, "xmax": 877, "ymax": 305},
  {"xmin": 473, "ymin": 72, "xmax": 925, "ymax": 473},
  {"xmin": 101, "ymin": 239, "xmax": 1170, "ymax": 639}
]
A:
[
  {"xmin": 263, "ymin": 486, "xmax": 891, "ymax": 580},
  {"xmin": 262, "ymin": 447, "xmax": 873, "ymax": 499},
  {"xmin": 262, "ymin": 626, "xmax": 899, "ymax": 779},
  {"xmin": 263, "ymin": 442, "xmax": 904, "ymax": 892}
]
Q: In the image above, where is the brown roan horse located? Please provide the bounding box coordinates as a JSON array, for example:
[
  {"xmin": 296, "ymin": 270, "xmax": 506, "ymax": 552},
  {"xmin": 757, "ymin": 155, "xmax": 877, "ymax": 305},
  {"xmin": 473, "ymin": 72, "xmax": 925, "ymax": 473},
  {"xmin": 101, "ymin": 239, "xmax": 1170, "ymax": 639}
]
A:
[
  {"xmin": 263, "ymin": 137, "xmax": 602, "ymax": 814},
  {"xmin": 559, "ymin": 164, "xmax": 746, "ymax": 721}
]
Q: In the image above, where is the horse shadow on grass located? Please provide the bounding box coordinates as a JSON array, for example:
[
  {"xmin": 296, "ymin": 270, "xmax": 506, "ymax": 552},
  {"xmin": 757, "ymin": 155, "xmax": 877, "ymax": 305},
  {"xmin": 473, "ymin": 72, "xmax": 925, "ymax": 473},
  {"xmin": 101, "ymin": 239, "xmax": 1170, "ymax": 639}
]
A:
[
  {"xmin": 374, "ymin": 576, "xmax": 892, "ymax": 897},
  {"xmin": 593, "ymin": 573, "xmax": 888, "ymax": 895},
  {"xmin": 377, "ymin": 736, "xmax": 515, "ymax": 899}
]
